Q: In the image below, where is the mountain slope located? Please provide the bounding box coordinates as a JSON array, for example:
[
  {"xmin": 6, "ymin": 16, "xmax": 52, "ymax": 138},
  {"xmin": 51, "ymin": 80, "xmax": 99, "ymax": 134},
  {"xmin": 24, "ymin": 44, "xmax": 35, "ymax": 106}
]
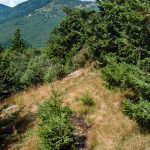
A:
[
  {"xmin": 0, "ymin": 4, "xmax": 11, "ymax": 12},
  {"xmin": 3, "ymin": 68, "xmax": 150, "ymax": 150},
  {"xmin": 0, "ymin": 0, "xmax": 53, "ymax": 22},
  {"xmin": 0, "ymin": 0, "xmax": 97, "ymax": 48}
]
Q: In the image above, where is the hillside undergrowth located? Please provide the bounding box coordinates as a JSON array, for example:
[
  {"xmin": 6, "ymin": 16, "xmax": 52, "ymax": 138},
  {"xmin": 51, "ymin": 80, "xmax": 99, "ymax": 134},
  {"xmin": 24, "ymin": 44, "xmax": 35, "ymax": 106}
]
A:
[
  {"xmin": 1, "ymin": 68, "xmax": 150, "ymax": 150},
  {"xmin": 0, "ymin": 0, "xmax": 150, "ymax": 149}
]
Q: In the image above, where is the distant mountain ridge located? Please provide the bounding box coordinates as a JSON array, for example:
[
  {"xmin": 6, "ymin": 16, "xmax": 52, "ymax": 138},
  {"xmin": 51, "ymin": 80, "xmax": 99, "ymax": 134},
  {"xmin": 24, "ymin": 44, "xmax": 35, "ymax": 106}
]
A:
[
  {"xmin": 0, "ymin": 4, "xmax": 11, "ymax": 13},
  {"xmin": 0, "ymin": 0, "xmax": 53, "ymax": 22},
  {"xmin": 0, "ymin": 0, "xmax": 97, "ymax": 48}
]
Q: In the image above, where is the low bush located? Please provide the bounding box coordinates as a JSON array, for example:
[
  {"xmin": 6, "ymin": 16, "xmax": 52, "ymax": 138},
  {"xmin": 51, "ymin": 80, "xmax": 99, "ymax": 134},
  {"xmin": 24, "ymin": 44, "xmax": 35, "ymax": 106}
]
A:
[
  {"xmin": 121, "ymin": 99, "xmax": 150, "ymax": 129},
  {"xmin": 43, "ymin": 67, "xmax": 57, "ymax": 83},
  {"xmin": 78, "ymin": 92, "xmax": 95, "ymax": 106},
  {"xmin": 100, "ymin": 53, "xmax": 150, "ymax": 129},
  {"xmin": 102, "ymin": 62, "xmax": 129, "ymax": 88},
  {"xmin": 139, "ymin": 58, "xmax": 150, "ymax": 72},
  {"xmin": 44, "ymin": 64, "xmax": 67, "ymax": 83},
  {"xmin": 37, "ymin": 91, "xmax": 77, "ymax": 150},
  {"xmin": 102, "ymin": 59, "xmax": 150, "ymax": 100},
  {"xmin": 20, "ymin": 55, "xmax": 47, "ymax": 86},
  {"xmin": 54, "ymin": 64, "xmax": 66, "ymax": 79}
]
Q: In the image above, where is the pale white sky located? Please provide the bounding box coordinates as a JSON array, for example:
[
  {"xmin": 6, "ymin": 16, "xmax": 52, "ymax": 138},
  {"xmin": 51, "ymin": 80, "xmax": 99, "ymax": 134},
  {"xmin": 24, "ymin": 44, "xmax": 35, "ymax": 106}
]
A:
[
  {"xmin": 0, "ymin": 0, "xmax": 95, "ymax": 7},
  {"xmin": 0, "ymin": 0, "xmax": 27, "ymax": 7}
]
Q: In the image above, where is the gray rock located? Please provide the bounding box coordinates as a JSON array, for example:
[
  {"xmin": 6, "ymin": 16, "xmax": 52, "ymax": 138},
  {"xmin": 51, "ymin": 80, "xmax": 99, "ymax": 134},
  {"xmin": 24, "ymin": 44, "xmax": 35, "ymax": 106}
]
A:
[
  {"xmin": 67, "ymin": 69, "xmax": 84, "ymax": 77},
  {"xmin": 3, "ymin": 105, "xmax": 19, "ymax": 114}
]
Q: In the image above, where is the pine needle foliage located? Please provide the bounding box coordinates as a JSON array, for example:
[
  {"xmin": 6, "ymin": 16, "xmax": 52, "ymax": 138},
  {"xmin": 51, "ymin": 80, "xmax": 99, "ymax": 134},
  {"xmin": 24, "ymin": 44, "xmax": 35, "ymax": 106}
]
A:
[{"xmin": 37, "ymin": 90, "xmax": 77, "ymax": 150}]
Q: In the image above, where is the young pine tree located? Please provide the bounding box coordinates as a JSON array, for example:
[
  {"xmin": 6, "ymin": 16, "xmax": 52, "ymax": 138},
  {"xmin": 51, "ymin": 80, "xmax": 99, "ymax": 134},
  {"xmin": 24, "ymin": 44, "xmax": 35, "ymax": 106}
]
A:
[
  {"xmin": 0, "ymin": 29, "xmax": 26, "ymax": 100},
  {"xmin": 10, "ymin": 29, "xmax": 25, "ymax": 52}
]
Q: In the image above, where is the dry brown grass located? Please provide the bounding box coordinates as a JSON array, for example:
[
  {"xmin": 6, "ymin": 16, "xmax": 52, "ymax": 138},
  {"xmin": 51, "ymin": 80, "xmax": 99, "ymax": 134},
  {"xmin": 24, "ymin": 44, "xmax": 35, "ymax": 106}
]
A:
[{"xmin": 3, "ymin": 67, "xmax": 150, "ymax": 150}]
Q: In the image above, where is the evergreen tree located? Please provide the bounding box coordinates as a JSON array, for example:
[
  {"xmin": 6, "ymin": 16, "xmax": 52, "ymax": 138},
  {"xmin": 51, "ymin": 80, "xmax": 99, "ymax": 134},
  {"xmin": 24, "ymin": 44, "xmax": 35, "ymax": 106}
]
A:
[
  {"xmin": 0, "ymin": 29, "xmax": 27, "ymax": 100},
  {"xmin": 10, "ymin": 29, "xmax": 25, "ymax": 52},
  {"xmin": 0, "ymin": 43, "xmax": 4, "ymax": 52},
  {"xmin": 95, "ymin": 0, "xmax": 150, "ymax": 64}
]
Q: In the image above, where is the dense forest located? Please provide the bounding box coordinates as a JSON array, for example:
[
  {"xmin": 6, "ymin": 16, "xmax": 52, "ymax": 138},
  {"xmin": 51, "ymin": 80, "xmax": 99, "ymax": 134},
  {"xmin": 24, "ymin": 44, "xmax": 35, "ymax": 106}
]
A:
[
  {"xmin": 0, "ymin": 0, "xmax": 150, "ymax": 149},
  {"xmin": 0, "ymin": 0, "xmax": 96, "ymax": 47}
]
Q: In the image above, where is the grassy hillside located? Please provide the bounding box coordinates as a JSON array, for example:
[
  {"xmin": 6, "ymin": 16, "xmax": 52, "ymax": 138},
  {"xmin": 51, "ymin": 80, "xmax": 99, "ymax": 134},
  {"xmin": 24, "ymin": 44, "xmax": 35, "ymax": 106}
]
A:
[{"xmin": 1, "ymin": 68, "xmax": 150, "ymax": 150}]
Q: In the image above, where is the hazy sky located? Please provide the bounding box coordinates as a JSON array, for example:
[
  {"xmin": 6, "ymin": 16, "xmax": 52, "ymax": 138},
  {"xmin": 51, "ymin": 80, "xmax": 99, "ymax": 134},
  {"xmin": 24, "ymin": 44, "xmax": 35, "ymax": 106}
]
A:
[
  {"xmin": 0, "ymin": 0, "xmax": 27, "ymax": 7},
  {"xmin": 0, "ymin": 0, "xmax": 95, "ymax": 7}
]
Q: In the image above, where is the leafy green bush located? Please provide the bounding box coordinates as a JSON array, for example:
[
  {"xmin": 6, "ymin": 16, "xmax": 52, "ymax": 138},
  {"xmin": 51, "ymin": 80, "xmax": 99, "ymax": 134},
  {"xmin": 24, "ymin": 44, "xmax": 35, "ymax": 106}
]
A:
[
  {"xmin": 54, "ymin": 64, "xmax": 66, "ymax": 80},
  {"xmin": 44, "ymin": 64, "xmax": 67, "ymax": 83},
  {"xmin": 43, "ymin": 68, "xmax": 56, "ymax": 83},
  {"xmin": 0, "ymin": 30, "xmax": 42, "ymax": 100},
  {"xmin": 78, "ymin": 92, "xmax": 95, "ymax": 106},
  {"xmin": 102, "ymin": 62, "xmax": 128, "ymax": 88},
  {"xmin": 139, "ymin": 58, "xmax": 150, "ymax": 72},
  {"xmin": 102, "ymin": 58, "xmax": 150, "ymax": 100},
  {"xmin": 101, "ymin": 53, "xmax": 150, "ymax": 129},
  {"xmin": 37, "ymin": 91, "xmax": 77, "ymax": 150},
  {"xmin": 20, "ymin": 55, "xmax": 47, "ymax": 86},
  {"xmin": 122, "ymin": 99, "xmax": 150, "ymax": 129}
]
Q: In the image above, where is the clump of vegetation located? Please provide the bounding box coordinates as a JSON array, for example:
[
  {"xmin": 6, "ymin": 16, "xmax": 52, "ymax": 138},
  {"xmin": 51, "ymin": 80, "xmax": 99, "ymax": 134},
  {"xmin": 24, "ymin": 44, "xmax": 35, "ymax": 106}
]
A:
[
  {"xmin": 0, "ymin": 29, "xmax": 42, "ymax": 99},
  {"xmin": 77, "ymin": 92, "xmax": 95, "ymax": 107},
  {"xmin": 102, "ymin": 58, "xmax": 150, "ymax": 98},
  {"xmin": 122, "ymin": 100, "xmax": 150, "ymax": 129},
  {"xmin": 43, "ymin": 67, "xmax": 56, "ymax": 83},
  {"xmin": 0, "ymin": 29, "xmax": 67, "ymax": 99},
  {"xmin": 100, "ymin": 53, "xmax": 150, "ymax": 129},
  {"xmin": 37, "ymin": 90, "xmax": 77, "ymax": 150}
]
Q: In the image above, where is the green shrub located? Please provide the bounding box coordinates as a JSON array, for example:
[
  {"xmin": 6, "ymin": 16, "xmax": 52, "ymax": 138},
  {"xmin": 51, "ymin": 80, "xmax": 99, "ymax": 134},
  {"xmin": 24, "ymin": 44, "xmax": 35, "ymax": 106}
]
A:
[
  {"xmin": 20, "ymin": 55, "xmax": 47, "ymax": 86},
  {"xmin": 99, "ymin": 53, "xmax": 118, "ymax": 67},
  {"xmin": 44, "ymin": 64, "xmax": 67, "ymax": 82},
  {"xmin": 102, "ymin": 60, "xmax": 150, "ymax": 100},
  {"xmin": 0, "ymin": 51, "xmax": 29, "ymax": 99},
  {"xmin": 63, "ymin": 63, "xmax": 76, "ymax": 75},
  {"xmin": 129, "ymin": 75, "xmax": 150, "ymax": 100},
  {"xmin": 102, "ymin": 62, "xmax": 128, "ymax": 88},
  {"xmin": 78, "ymin": 92, "xmax": 95, "ymax": 106},
  {"xmin": 139, "ymin": 58, "xmax": 150, "ymax": 72},
  {"xmin": 54, "ymin": 64, "xmax": 66, "ymax": 79},
  {"xmin": 72, "ymin": 48, "xmax": 91, "ymax": 68},
  {"xmin": 37, "ymin": 91, "xmax": 77, "ymax": 150},
  {"xmin": 43, "ymin": 68, "xmax": 57, "ymax": 83},
  {"xmin": 101, "ymin": 54, "xmax": 150, "ymax": 129},
  {"xmin": 122, "ymin": 99, "xmax": 150, "ymax": 129}
]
